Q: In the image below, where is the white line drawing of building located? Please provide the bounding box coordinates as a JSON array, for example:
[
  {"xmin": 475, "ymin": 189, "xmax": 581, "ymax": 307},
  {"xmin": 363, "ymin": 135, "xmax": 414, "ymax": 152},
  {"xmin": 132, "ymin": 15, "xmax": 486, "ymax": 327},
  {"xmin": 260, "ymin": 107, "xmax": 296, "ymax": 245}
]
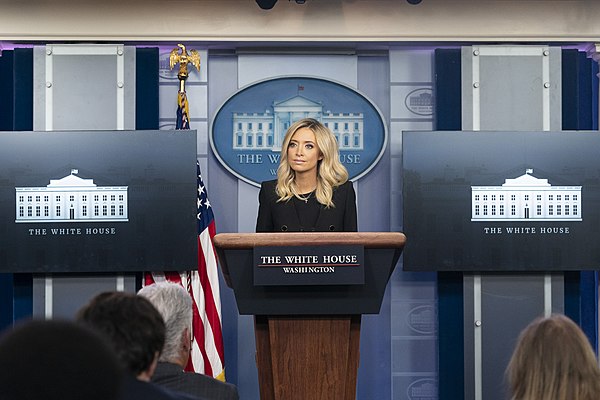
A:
[
  {"xmin": 232, "ymin": 93, "xmax": 364, "ymax": 152},
  {"xmin": 15, "ymin": 169, "xmax": 128, "ymax": 223},
  {"xmin": 471, "ymin": 169, "xmax": 582, "ymax": 222}
]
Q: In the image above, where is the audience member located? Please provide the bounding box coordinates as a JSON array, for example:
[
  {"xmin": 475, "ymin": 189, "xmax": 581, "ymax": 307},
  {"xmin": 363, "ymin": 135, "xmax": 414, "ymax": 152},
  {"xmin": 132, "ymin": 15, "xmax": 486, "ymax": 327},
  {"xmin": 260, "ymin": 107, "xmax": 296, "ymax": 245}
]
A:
[
  {"xmin": 139, "ymin": 282, "xmax": 239, "ymax": 400},
  {"xmin": 77, "ymin": 291, "xmax": 206, "ymax": 400},
  {"xmin": 0, "ymin": 319, "xmax": 122, "ymax": 400},
  {"xmin": 506, "ymin": 313, "xmax": 600, "ymax": 400}
]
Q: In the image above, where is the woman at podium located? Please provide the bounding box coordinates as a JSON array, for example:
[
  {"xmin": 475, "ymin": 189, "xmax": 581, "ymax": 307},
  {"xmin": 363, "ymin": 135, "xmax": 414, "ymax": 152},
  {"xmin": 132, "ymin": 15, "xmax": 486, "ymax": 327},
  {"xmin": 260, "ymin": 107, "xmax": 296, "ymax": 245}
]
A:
[{"xmin": 256, "ymin": 118, "xmax": 357, "ymax": 233}]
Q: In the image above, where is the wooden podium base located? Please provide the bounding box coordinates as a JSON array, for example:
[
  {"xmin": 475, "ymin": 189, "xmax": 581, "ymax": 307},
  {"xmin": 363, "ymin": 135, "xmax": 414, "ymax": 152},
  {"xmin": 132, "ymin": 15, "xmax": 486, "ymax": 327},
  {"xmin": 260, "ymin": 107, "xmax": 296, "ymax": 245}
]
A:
[{"xmin": 254, "ymin": 315, "xmax": 361, "ymax": 400}]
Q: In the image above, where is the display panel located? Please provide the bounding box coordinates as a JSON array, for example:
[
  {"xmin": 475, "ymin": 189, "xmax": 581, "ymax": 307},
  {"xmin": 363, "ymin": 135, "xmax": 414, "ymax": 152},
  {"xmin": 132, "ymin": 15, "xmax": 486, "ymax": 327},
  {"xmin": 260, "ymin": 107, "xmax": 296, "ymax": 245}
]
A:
[
  {"xmin": 402, "ymin": 131, "xmax": 600, "ymax": 271},
  {"xmin": 0, "ymin": 130, "xmax": 197, "ymax": 272}
]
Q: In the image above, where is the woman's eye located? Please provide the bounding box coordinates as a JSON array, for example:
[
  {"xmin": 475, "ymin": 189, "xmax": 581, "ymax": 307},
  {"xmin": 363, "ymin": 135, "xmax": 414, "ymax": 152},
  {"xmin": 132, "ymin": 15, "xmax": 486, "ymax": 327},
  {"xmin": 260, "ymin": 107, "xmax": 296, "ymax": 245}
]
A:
[{"xmin": 306, "ymin": 144, "xmax": 313, "ymax": 149}]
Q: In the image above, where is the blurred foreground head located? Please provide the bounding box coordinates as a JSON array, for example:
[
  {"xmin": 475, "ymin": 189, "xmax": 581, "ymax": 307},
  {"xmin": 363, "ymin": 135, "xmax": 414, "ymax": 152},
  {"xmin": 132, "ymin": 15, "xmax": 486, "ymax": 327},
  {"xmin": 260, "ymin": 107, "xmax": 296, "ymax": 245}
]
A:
[
  {"xmin": 0, "ymin": 319, "xmax": 122, "ymax": 400},
  {"xmin": 76, "ymin": 291, "xmax": 166, "ymax": 378}
]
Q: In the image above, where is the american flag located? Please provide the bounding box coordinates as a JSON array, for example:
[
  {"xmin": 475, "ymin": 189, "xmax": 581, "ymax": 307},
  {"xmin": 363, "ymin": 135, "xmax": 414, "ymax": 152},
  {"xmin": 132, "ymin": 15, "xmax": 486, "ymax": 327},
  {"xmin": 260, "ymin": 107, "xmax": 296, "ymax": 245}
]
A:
[
  {"xmin": 145, "ymin": 162, "xmax": 225, "ymax": 380},
  {"xmin": 144, "ymin": 90, "xmax": 225, "ymax": 380}
]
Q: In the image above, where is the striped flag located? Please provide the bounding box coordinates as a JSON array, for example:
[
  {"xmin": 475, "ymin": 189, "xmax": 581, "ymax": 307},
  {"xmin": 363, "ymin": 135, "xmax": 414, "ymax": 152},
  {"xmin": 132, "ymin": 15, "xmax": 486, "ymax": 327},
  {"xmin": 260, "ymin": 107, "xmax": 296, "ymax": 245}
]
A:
[
  {"xmin": 190, "ymin": 162, "xmax": 224, "ymax": 379},
  {"xmin": 144, "ymin": 163, "xmax": 225, "ymax": 380},
  {"xmin": 144, "ymin": 88, "xmax": 225, "ymax": 380}
]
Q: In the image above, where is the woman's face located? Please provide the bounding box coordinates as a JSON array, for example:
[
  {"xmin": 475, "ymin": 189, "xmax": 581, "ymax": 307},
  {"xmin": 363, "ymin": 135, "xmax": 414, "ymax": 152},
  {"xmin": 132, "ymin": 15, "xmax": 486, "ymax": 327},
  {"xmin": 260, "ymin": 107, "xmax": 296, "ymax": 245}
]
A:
[{"xmin": 287, "ymin": 127, "xmax": 323, "ymax": 177}]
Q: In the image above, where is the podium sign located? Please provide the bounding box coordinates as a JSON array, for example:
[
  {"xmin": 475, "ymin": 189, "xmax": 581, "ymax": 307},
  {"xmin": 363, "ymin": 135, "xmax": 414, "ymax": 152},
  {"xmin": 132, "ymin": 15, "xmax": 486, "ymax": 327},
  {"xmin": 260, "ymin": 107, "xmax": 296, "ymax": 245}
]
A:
[
  {"xmin": 214, "ymin": 232, "xmax": 405, "ymax": 315},
  {"xmin": 254, "ymin": 244, "xmax": 364, "ymax": 286}
]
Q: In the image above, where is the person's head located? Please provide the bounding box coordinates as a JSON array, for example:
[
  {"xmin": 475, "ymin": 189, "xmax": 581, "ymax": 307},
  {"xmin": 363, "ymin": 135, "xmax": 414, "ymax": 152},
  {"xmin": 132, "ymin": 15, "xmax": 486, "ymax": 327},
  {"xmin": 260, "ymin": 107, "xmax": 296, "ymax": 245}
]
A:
[
  {"xmin": 277, "ymin": 118, "xmax": 348, "ymax": 207},
  {"xmin": 0, "ymin": 319, "xmax": 122, "ymax": 400},
  {"xmin": 506, "ymin": 313, "xmax": 600, "ymax": 400},
  {"xmin": 138, "ymin": 282, "xmax": 193, "ymax": 367},
  {"xmin": 76, "ymin": 291, "xmax": 166, "ymax": 380}
]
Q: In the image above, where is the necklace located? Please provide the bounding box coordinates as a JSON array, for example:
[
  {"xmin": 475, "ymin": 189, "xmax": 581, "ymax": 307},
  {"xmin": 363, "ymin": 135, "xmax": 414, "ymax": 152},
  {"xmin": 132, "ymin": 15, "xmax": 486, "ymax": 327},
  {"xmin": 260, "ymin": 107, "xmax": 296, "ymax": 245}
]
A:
[{"xmin": 298, "ymin": 190, "xmax": 314, "ymax": 203}]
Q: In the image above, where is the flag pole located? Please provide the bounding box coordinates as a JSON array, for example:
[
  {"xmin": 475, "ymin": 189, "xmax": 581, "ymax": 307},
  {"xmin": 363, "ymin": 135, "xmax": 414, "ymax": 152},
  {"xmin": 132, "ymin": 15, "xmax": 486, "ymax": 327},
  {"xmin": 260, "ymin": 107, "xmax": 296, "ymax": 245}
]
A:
[
  {"xmin": 169, "ymin": 42, "xmax": 199, "ymax": 292},
  {"xmin": 145, "ymin": 44, "xmax": 226, "ymax": 380}
]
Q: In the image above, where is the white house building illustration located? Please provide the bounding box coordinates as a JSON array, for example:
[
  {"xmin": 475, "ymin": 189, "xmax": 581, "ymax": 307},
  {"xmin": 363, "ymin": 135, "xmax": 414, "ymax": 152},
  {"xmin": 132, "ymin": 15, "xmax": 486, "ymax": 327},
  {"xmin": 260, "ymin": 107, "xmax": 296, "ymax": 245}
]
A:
[
  {"xmin": 232, "ymin": 94, "xmax": 364, "ymax": 151},
  {"xmin": 471, "ymin": 169, "xmax": 582, "ymax": 222},
  {"xmin": 15, "ymin": 170, "xmax": 128, "ymax": 223}
]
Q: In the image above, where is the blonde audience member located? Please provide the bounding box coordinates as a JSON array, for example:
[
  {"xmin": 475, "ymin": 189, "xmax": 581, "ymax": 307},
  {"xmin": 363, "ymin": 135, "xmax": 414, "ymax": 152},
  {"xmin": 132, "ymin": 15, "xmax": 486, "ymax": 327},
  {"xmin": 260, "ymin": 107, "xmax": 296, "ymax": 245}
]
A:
[{"xmin": 506, "ymin": 313, "xmax": 600, "ymax": 400}]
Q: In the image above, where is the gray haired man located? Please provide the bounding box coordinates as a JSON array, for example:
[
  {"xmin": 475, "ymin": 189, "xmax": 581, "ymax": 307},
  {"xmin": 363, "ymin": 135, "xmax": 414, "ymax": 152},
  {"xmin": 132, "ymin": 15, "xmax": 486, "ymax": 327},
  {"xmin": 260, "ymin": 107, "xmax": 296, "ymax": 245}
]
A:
[{"xmin": 138, "ymin": 282, "xmax": 239, "ymax": 400}]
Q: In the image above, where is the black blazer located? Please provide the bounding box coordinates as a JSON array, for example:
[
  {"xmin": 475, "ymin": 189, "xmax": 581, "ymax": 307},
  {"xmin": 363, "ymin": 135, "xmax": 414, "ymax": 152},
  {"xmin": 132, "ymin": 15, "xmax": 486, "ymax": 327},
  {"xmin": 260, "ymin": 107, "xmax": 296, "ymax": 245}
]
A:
[
  {"xmin": 119, "ymin": 375, "xmax": 205, "ymax": 400},
  {"xmin": 256, "ymin": 179, "xmax": 357, "ymax": 232},
  {"xmin": 151, "ymin": 362, "xmax": 239, "ymax": 400}
]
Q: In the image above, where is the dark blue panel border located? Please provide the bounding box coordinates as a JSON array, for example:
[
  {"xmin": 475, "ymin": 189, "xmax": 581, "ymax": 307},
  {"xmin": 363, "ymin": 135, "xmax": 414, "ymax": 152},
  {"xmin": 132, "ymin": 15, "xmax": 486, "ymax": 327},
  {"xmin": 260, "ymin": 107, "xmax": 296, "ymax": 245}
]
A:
[
  {"xmin": 2, "ymin": 48, "xmax": 34, "ymax": 329},
  {"xmin": 562, "ymin": 49, "xmax": 598, "ymax": 353},
  {"xmin": 14, "ymin": 48, "xmax": 33, "ymax": 131},
  {"xmin": 434, "ymin": 49, "xmax": 461, "ymax": 131},
  {"xmin": 593, "ymin": 60, "xmax": 599, "ymax": 131},
  {"xmin": 12, "ymin": 274, "xmax": 32, "ymax": 324},
  {"xmin": 0, "ymin": 50, "xmax": 14, "ymax": 331},
  {"xmin": 0, "ymin": 275, "xmax": 13, "ymax": 331},
  {"xmin": 434, "ymin": 48, "xmax": 464, "ymax": 400},
  {"xmin": 437, "ymin": 271, "xmax": 464, "ymax": 399},
  {"xmin": 136, "ymin": 47, "xmax": 159, "ymax": 130},
  {"xmin": 561, "ymin": 50, "xmax": 579, "ymax": 130},
  {"xmin": 0, "ymin": 50, "xmax": 14, "ymax": 131}
]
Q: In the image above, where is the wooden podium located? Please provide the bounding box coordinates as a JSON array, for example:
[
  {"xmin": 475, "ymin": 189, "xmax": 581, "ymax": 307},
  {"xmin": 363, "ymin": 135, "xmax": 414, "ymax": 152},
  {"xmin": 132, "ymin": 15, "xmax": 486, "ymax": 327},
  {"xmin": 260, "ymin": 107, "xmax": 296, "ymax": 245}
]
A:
[{"xmin": 213, "ymin": 232, "xmax": 406, "ymax": 400}]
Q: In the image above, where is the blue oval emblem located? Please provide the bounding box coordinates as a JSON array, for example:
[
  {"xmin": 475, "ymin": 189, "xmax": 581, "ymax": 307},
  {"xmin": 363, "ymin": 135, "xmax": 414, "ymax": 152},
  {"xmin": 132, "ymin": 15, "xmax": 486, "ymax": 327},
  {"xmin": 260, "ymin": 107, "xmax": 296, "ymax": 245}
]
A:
[{"xmin": 210, "ymin": 76, "xmax": 387, "ymax": 186}]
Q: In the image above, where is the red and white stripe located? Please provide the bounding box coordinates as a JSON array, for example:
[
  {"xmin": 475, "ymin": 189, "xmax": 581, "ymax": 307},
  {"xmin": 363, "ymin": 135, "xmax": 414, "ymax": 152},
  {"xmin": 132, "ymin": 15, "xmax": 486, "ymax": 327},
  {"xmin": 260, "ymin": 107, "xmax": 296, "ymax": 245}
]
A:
[{"xmin": 144, "ymin": 218, "xmax": 225, "ymax": 380}]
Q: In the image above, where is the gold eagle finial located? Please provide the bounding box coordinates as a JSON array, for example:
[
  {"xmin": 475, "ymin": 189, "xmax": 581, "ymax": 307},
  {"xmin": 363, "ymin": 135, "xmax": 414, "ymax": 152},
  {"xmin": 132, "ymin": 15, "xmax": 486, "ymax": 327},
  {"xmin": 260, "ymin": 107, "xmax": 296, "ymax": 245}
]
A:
[{"xmin": 169, "ymin": 44, "xmax": 201, "ymax": 86}]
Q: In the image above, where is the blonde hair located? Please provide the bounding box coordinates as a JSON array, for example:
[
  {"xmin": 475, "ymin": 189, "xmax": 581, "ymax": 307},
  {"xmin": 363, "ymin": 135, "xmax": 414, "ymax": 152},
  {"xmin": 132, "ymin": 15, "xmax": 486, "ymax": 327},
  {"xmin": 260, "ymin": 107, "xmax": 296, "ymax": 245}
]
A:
[
  {"xmin": 276, "ymin": 118, "xmax": 348, "ymax": 208},
  {"xmin": 506, "ymin": 314, "xmax": 600, "ymax": 400}
]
